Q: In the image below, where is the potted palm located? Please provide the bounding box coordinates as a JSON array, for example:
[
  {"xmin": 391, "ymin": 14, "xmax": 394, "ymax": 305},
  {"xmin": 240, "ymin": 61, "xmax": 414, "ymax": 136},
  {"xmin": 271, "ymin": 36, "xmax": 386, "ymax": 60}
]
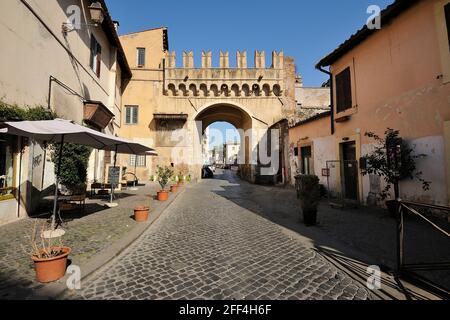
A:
[
  {"xmin": 296, "ymin": 175, "xmax": 321, "ymax": 226},
  {"xmin": 362, "ymin": 129, "xmax": 431, "ymax": 215},
  {"xmin": 156, "ymin": 165, "xmax": 173, "ymax": 201},
  {"xmin": 24, "ymin": 221, "xmax": 71, "ymax": 283}
]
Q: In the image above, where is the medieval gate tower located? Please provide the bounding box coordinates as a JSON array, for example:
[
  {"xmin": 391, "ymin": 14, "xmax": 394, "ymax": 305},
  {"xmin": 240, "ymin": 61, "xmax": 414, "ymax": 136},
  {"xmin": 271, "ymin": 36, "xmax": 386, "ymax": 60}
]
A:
[{"xmin": 118, "ymin": 27, "xmax": 296, "ymax": 183}]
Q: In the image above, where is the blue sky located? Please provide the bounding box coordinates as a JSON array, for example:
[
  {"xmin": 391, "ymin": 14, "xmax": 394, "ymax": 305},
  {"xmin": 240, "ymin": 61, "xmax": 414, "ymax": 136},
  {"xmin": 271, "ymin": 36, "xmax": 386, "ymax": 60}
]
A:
[{"xmin": 106, "ymin": 0, "xmax": 394, "ymax": 147}]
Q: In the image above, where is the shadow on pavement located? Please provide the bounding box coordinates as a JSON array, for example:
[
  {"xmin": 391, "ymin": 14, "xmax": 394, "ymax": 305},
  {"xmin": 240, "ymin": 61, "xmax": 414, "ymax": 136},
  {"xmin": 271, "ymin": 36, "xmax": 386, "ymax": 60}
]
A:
[{"xmin": 211, "ymin": 170, "xmax": 450, "ymax": 299}]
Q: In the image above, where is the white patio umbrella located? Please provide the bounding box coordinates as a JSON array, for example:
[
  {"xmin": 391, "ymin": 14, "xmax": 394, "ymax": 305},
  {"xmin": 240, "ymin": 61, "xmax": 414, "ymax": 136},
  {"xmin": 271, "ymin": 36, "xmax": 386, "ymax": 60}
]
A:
[{"xmin": 0, "ymin": 119, "xmax": 157, "ymax": 229}]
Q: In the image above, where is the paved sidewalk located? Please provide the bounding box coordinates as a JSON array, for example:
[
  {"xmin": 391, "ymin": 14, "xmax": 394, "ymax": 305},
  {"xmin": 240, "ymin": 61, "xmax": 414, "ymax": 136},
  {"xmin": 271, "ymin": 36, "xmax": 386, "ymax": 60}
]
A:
[
  {"xmin": 0, "ymin": 182, "xmax": 180, "ymax": 300},
  {"xmin": 215, "ymin": 170, "xmax": 449, "ymax": 299},
  {"xmin": 64, "ymin": 174, "xmax": 370, "ymax": 300}
]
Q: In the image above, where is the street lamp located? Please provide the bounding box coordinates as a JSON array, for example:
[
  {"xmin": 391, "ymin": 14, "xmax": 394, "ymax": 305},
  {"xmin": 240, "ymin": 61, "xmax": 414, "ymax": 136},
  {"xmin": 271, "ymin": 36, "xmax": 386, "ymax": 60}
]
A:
[
  {"xmin": 88, "ymin": 2, "xmax": 105, "ymax": 24},
  {"xmin": 62, "ymin": 1, "xmax": 105, "ymax": 34}
]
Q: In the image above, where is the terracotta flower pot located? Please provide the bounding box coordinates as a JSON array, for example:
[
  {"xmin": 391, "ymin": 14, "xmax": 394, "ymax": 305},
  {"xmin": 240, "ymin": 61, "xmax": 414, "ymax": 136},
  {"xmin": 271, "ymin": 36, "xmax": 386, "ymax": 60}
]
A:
[
  {"xmin": 170, "ymin": 185, "xmax": 178, "ymax": 193},
  {"xmin": 177, "ymin": 180, "xmax": 184, "ymax": 187},
  {"xmin": 31, "ymin": 246, "xmax": 71, "ymax": 283},
  {"xmin": 157, "ymin": 190, "xmax": 169, "ymax": 201},
  {"xmin": 134, "ymin": 206, "xmax": 149, "ymax": 222}
]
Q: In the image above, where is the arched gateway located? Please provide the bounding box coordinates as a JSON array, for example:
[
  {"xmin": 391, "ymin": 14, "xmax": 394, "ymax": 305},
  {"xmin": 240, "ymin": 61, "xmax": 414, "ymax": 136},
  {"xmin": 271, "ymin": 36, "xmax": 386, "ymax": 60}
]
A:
[{"xmin": 118, "ymin": 28, "xmax": 296, "ymax": 184}]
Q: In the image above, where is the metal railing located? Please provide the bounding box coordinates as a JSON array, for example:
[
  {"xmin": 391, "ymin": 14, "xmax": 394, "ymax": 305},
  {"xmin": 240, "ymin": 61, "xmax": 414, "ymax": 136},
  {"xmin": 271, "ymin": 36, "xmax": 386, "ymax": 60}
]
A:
[{"xmin": 396, "ymin": 200, "xmax": 450, "ymax": 298}]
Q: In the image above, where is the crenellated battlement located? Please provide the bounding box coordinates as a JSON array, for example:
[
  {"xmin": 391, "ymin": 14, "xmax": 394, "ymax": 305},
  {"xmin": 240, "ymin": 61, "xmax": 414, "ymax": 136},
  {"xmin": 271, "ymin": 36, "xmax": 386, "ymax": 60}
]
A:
[
  {"xmin": 166, "ymin": 50, "xmax": 284, "ymax": 70},
  {"xmin": 164, "ymin": 50, "xmax": 285, "ymax": 97}
]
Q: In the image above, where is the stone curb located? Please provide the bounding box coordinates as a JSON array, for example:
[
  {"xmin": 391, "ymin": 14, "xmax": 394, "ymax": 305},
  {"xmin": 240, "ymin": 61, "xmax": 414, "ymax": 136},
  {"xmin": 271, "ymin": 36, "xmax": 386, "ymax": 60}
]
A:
[{"xmin": 29, "ymin": 186, "xmax": 188, "ymax": 300}]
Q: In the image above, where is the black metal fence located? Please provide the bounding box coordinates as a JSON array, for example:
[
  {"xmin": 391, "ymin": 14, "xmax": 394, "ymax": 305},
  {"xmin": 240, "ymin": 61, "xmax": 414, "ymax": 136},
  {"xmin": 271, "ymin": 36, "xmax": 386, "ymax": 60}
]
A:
[{"xmin": 396, "ymin": 200, "xmax": 450, "ymax": 298}]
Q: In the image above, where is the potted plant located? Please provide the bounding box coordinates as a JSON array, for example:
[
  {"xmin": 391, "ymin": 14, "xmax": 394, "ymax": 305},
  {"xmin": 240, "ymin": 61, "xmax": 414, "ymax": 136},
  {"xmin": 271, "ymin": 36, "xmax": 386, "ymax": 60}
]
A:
[
  {"xmin": 156, "ymin": 165, "xmax": 173, "ymax": 201},
  {"xmin": 362, "ymin": 129, "xmax": 431, "ymax": 215},
  {"xmin": 134, "ymin": 206, "xmax": 149, "ymax": 222},
  {"xmin": 24, "ymin": 221, "xmax": 71, "ymax": 283},
  {"xmin": 170, "ymin": 177, "xmax": 178, "ymax": 192},
  {"xmin": 176, "ymin": 163, "xmax": 189, "ymax": 186},
  {"xmin": 296, "ymin": 175, "xmax": 321, "ymax": 226}
]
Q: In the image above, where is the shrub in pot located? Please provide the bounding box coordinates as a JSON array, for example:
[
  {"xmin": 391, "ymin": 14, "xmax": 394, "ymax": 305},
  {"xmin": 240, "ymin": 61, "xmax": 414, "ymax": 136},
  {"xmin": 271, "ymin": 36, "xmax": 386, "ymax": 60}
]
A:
[
  {"xmin": 362, "ymin": 128, "xmax": 431, "ymax": 215},
  {"xmin": 176, "ymin": 162, "xmax": 189, "ymax": 186},
  {"xmin": 25, "ymin": 221, "xmax": 71, "ymax": 283},
  {"xmin": 156, "ymin": 165, "xmax": 173, "ymax": 201},
  {"xmin": 297, "ymin": 175, "xmax": 321, "ymax": 226}
]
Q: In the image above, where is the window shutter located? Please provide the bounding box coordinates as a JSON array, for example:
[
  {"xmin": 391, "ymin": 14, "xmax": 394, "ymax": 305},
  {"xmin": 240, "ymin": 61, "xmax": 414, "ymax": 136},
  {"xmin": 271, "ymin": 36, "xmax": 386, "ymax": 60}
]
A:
[
  {"xmin": 96, "ymin": 43, "xmax": 102, "ymax": 77},
  {"xmin": 125, "ymin": 106, "xmax": 131, "ymax": 124},
  {"xmin": 132, "ymin": 107, "xmax": 138, "ymax": 124},
  {"xmin": 90, "ymin": 36, "xmax": 96, "ymax": 70},
  {"xmin": 335, "ymin": 67, "xmax": 352, "ymax": 112}
]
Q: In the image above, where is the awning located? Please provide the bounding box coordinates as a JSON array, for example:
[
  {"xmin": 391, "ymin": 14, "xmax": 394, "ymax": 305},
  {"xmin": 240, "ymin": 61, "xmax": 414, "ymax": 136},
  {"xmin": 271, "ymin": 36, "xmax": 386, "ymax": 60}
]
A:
[
  {"xmin": 0, "ymin": 119, "xmax": 156, "ymax": 155},
  {"xmin": 153, "ymin": 113, "xmax": 188, "ymax": 121}
]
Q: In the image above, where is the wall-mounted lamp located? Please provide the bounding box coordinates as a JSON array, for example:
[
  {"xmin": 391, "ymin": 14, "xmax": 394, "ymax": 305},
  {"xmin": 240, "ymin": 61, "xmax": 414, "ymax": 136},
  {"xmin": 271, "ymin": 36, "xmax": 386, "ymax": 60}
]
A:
[
  {"xmin": 62, "ymin": 1, "xmax": 105, "ymax": 35},
  {"xmin": 184, "ymin": 76, "xmax": 189, "ymax": 82},
  {"xmin": 89, "ymin": 2, "xmax": 105, "ymax": 24},
  {"xmin": 258, "ymin": 75, "xmax": 263, "ymax": 82}
]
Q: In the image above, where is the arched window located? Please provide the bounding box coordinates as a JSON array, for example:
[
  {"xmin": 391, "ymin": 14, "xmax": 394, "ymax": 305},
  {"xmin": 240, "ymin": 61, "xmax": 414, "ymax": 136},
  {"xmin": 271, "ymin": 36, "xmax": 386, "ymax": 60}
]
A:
[
  {"xmin": 231, "ymin": 84, "xmax": 240, "ymax": 97},
  {"xmin": 167, "ymin": 83, "xmax": 177, "ymax": 96},
  {"xmin": 200, "ymin": 84, "xmax": 208, "ymax": 96},
  {"xmin": 179, "ymin": 83, "xmax": 188, "ymax": 96},
  {"xmin": 252, "ymin": 84, "xmax": 260, "ymax": 96},
  {"xmin": 210, "ymin": 84, "xmax": 219, "ymax": 97},
  {"xmin": 242, "ymin": 84, "xmax": 250, "ymax": 96},
  {"xmin": 262, "ymin": 84, "xmax": 271, "ymax": 96},
  {"xmin": 189, "ymin": 84, "xmax": 198, "ymax": 96},
  {"xmin": 221, "ymin": 84, "xmax": 230, "ymax": 97},
  {"xmin": 273, "ymin": 84, "xmax": 281, "ymax": 96}
]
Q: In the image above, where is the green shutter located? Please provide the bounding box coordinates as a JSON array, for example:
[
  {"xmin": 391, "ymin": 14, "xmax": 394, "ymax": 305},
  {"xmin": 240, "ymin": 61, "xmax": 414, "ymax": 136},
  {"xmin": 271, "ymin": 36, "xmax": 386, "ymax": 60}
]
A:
[
  {"xmin": 132, "ymin": 107, "xmax": 138, "ymax": 124},
  {"xmin": 125, "ymin": 106, "xmax": 131, "ymax": 124}
]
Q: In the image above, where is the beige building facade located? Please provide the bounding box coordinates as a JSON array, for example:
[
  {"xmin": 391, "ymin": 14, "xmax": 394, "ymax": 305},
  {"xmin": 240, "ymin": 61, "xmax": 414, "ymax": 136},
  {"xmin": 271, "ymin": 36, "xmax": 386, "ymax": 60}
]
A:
[
  {"xmin": 118, "ymin": 27, "xmax": 297, "ymax": 184},
  {"xmin": 294, "ymin": 0, "xmax": 450, "ymax": 206},
  {"xmin": 0, "ymin": 0, "xmax": 130, "ymax": 225}
]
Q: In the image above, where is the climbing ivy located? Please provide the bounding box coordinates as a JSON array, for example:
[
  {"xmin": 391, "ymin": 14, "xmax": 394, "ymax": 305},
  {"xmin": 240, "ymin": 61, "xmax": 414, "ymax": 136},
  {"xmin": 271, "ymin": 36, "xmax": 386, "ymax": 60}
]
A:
[
  {"xmin": 0, "ymin": 101, "xmax": 57, "ymax": 121},
  {"xmin": 0, "ymin": 100, "xmax": 90, "ymax": 190}
]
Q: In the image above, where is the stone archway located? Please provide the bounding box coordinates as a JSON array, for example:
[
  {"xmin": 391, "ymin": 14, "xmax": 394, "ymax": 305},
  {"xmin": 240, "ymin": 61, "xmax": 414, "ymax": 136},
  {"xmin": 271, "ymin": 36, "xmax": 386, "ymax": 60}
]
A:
[{"xmin": 194, "ymin": 102, "xmax": 256, "ymax": 181}]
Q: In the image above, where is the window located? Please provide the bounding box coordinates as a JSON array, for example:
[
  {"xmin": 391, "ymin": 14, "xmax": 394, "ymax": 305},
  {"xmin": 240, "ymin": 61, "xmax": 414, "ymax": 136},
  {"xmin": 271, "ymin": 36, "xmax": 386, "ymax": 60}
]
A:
[
  {"xmin": 300, "ymin": 146, "xmax": 312, "ymax": 175},
  {"xmin": 130, "ymin": 155, "xmax": 146, "ymax": 167},
  {"xmin": 0, "ymin": 134, "xmax": 16, "ymax": 201},
  {"xmin": 335, "ymin": 67, "xmax": 352, "ymax": 113},
  {"xmin": 90, "ymin": 35, "xmax": 102, "ymax": 77},
  {"xmin": 137, "ymin": 48, "xmax": 146, "ymax": 67},
  {"xmin": 445, "ymin": 3, "xmax": 450, "ymax": 51},
  {"xmin": 125, "ymin": 105, "xmax": 138, "ymax": 124}
]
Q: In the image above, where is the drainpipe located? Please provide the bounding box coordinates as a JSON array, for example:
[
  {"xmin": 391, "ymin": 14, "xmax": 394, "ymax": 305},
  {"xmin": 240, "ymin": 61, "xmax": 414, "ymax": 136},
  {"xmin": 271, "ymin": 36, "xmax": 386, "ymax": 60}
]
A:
[
  {"xmin": 162, "ymin": 58, "xmax": 166, "ymax": 93},
  {"xmin": 316, "ymin": 65, "xmax": 334, "ymax": 135}
]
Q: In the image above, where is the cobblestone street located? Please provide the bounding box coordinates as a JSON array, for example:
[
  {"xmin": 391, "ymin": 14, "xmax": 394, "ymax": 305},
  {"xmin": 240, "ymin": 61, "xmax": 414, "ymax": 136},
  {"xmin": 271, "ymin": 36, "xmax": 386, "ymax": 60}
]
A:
[
  {"xmin": 66, "ymin": 171, "xmax": 370, "ymax": 300},
  {"xmin": 0, "ymin": 183, "xmax": 169, "ymax": 299}
]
